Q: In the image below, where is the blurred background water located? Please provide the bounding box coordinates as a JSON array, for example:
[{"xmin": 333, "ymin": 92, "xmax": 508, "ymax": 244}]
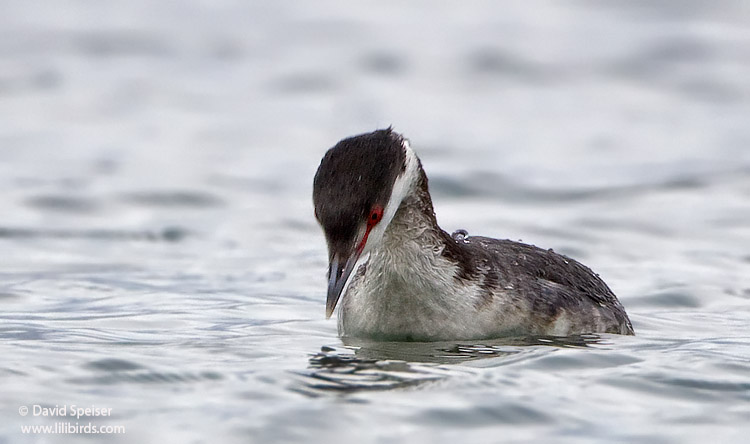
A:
[{"xmin": 1, "ymin": 1, "xmax": 749, "ymax": 443}]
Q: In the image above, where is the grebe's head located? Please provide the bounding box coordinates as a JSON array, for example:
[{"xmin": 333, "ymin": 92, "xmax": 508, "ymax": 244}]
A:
[{"xmin": 313, "ymin": 128, "xmax": 420, "ymax": 318}]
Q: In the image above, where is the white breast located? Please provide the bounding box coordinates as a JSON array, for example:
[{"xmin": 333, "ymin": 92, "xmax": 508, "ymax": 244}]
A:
[{"xmin": 337, "ymin": 226, "xmax": 531, "ymax": 341}]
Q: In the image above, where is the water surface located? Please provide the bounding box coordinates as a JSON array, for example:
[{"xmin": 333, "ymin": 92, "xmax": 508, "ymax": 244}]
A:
[{"xmin": 1, "ymin": 1, "xmax": 749, "ymax": 443}]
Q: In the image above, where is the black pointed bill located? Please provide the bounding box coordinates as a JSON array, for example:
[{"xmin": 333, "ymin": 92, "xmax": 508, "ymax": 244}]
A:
[{"xmin": 326, "ymin": 250, "xmax": 362, "ymax": 319}]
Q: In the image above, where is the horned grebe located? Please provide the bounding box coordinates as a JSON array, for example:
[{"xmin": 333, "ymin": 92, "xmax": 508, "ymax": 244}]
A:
[{"xmin": 313, "ymin": 129, "xmax": 634, "ymax": 341}]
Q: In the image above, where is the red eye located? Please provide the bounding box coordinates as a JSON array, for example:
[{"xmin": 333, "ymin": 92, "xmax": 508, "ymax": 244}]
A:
[{"xmin": 368, "ymin": 206, "xmax": 383, "ymax": 227}]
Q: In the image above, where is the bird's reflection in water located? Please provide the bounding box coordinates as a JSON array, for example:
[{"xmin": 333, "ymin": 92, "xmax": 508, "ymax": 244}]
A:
[{"xmin": 292, "ymin": 335, "xmax": 603, "ymax": 396}]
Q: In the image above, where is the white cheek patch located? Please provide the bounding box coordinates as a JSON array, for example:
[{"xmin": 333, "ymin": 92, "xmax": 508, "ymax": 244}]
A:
[{"xmin": 362, "ymin": 138, "xmax": 419, "ymax": 255}]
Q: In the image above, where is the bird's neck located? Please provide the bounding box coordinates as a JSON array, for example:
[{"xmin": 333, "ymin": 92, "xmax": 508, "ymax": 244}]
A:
[
  {"xmin": 341, "ymin": 167, "xmax": 477, "ymax": 341},
  {"xmin": 368, "ymin": 168, "xmax": 453, "ymax": 276}
]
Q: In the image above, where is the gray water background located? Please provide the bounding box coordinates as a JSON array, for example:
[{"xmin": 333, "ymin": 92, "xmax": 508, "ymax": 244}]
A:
[{"xmin": 1, "ymin": 1, "xmax": 749, "ymax": 443}]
